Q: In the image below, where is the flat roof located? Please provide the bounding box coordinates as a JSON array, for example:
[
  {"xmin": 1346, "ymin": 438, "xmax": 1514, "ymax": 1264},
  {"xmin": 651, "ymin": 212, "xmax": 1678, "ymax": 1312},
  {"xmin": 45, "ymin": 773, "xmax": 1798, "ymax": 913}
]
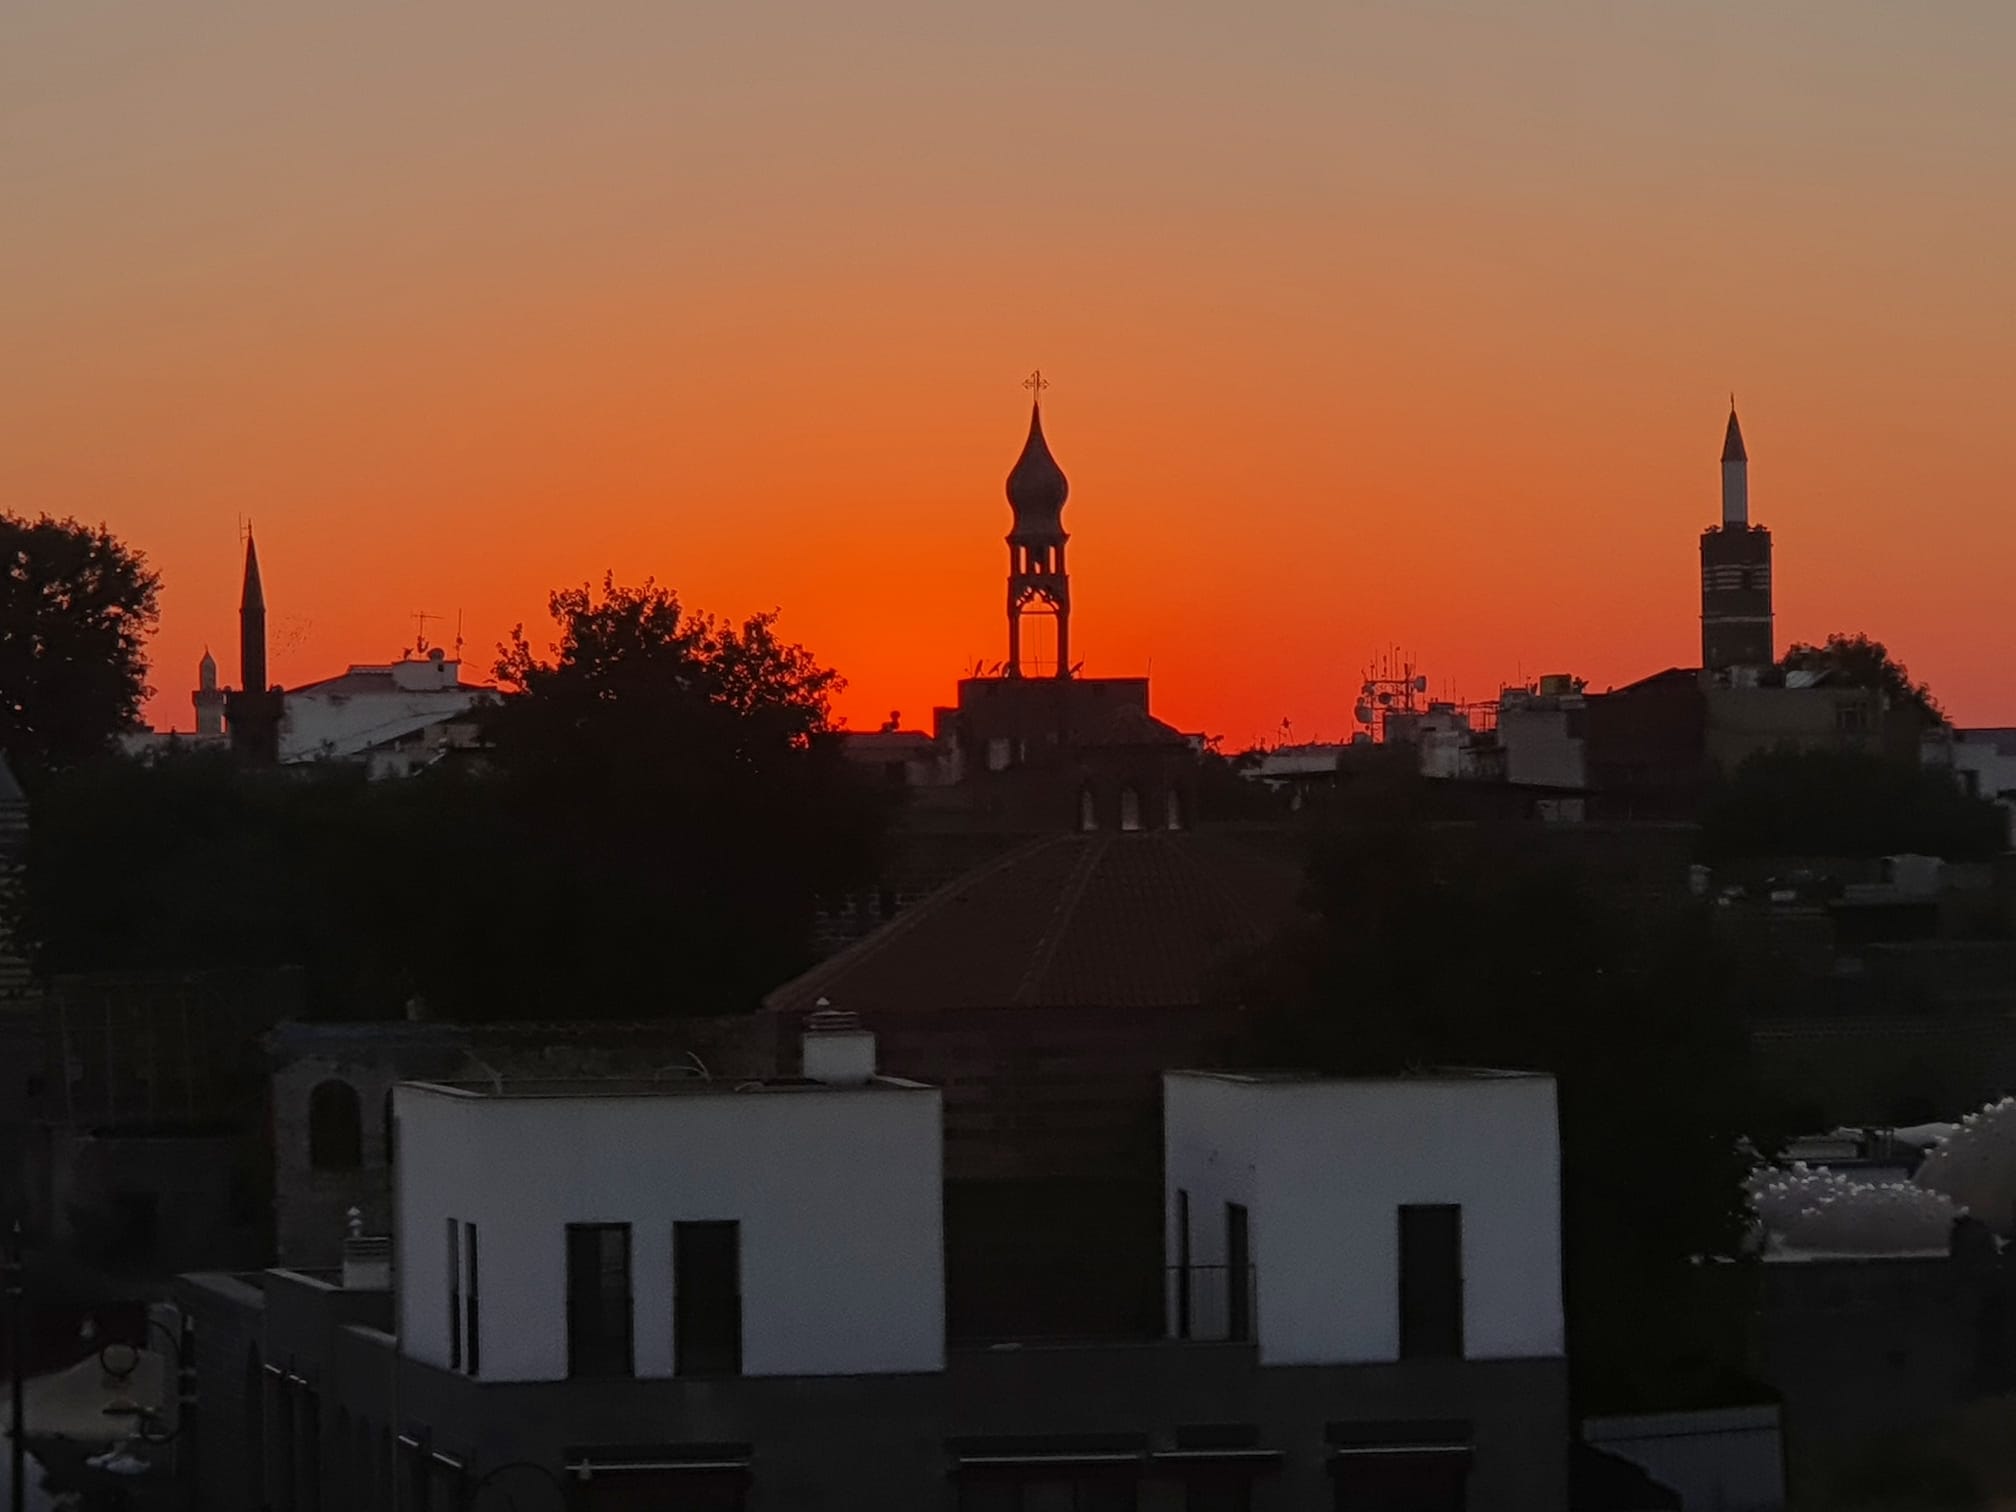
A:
[
  {"xmin": 1168, "ymin": 1067, "xmax": 1551, "ymax": 1086},
  {"xmin": 401, "ymin": 1074, "xmax": 933, "ymax": 1100}
]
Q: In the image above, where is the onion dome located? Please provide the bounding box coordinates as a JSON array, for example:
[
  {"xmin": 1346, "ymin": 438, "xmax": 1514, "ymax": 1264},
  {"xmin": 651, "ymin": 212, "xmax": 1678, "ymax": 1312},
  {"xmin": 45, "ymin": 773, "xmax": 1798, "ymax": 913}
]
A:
[{"xmin": 1005, "ymin": 401, "xmax": 1069, "ymax": 542}]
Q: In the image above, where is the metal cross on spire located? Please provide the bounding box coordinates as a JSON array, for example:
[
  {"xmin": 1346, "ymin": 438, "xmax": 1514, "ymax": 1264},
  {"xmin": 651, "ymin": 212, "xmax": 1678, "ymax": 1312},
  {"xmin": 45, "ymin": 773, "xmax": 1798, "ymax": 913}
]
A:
[{"xmin": 1023, "ymin": 369, "xmax": 1049, "ymax": 405}]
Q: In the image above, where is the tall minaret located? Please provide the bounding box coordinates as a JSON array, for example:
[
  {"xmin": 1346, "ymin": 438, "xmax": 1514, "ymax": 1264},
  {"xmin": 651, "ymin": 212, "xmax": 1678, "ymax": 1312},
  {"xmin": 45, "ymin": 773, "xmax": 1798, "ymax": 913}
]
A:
[
  {"xmin": 225, "ymin": 528, "xmax": 283, "ymax": 761},
  {"xmin": 192, "ymin": 648, "xmax": 224, "ymax": 737},
  {"xmin": 239, "ymin": 529, "xmax": 267, "ymax": 697},
  {"xmin": 1700, "ymin": 403, "xmax": 1774, "ymax": 672},
  {"xmin": 1004, "ymin": 371, "xmax": 1071, "ymax": 678}
]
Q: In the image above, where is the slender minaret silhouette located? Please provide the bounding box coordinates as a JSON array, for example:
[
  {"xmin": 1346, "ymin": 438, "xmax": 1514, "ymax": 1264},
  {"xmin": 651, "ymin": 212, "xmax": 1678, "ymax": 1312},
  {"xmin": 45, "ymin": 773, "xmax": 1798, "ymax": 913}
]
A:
[
  {"xmin": 192, "ymin": 648, "xmax": 224, "ymax": 737},
  {"xmin": 1004, "ymin": 373, "xmax": 1071, "ymax": 678},
  {"xmin": 225, "ymin": 528, "xmax": 283, "ymax": 761},
  {"xmin": 1700, "ymin": 403, "xmax": 1774, "ymax": 671}
]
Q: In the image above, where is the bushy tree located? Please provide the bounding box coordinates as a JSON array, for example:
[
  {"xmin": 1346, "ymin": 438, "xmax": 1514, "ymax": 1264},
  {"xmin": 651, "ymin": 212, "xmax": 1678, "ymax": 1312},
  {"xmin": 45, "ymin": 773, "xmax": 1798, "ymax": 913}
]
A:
[
  {"xmin": 1232, "ymin": 764, "xmax": 1764, "ymax": 1408},
  {"xmin": 1781, "ymin": 632, "xmax": 1942, "ymax": 728},
  {"xmin": 18, "ymin": 577, "xmax": 891, "ymax": 1022},
  {"xmin": 0, "ymin": 513, "xmax": 161, "ymax": 780}
]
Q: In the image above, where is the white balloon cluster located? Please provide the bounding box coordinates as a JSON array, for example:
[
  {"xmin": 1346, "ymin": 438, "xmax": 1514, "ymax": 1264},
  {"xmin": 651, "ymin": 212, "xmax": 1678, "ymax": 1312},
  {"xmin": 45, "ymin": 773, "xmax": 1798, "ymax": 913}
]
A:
[
  {"xmin": 1747, "ymin": 1163, "xmax": 1963, "ymax": 1253},
  {"xmin": 1913, "ymin": 1095, "xmax": 2016, "ymax": 1237}
]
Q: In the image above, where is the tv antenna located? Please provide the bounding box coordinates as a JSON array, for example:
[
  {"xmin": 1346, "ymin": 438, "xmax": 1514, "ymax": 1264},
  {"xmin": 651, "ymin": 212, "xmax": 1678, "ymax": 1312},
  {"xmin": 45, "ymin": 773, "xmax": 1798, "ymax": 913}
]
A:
[{"xmin": 407, "ymin": 610, "xmax": 437, "ymax": 658}]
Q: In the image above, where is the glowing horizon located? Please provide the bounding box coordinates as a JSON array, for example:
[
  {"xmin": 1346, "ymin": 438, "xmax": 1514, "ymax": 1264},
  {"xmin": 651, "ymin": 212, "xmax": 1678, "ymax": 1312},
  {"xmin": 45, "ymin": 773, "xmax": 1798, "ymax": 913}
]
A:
[{"xmin": 5, "ymin": 2, "xmax": 2010, "ymax": 743}]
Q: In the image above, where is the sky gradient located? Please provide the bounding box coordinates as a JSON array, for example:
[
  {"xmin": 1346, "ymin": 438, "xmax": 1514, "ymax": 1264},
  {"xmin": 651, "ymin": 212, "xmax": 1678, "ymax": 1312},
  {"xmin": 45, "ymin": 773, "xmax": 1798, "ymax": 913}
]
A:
[{"xmin": 5, "ymin": 1, "xmax": 2011, "ymax": 744}]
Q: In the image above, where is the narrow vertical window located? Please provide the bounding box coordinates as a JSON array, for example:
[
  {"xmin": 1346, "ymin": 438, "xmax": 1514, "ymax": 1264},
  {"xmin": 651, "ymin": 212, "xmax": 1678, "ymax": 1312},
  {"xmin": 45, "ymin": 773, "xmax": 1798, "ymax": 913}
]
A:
[
  {"xmin": 1399, "ymin": 1205, "xmax": 1464, "ymax": 1360},
  {"xmin": 566, "ymin": 1223, "xmax": 634, "ymax": 1378},
  {"xmin": 446, "ymin": 1218, "xmax": 461, "ymax": 1371},
  {"xmin": 1225, "ymin": 1203, "xmax": 1251, "ymax": 1344},
  {"xmin": 1174, "ymin": 1189, "xmax": 1192, "ymax": 1340},
  {"xmin": 1119, "ymin": 787, "xmax": 1143, "ymax": 831},
  {"xmin": 674, "ymin": 1220, "xmax": 743, "ymax": 1376},
  {"xmin": 464, "ymin": 1222, "xmax": 481, "ymax": 1377}
]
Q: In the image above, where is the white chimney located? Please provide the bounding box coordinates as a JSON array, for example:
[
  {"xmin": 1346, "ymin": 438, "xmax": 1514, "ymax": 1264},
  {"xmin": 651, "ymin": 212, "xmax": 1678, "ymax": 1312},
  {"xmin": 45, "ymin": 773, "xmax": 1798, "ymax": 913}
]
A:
[{"xmin": 802, "ymin": 1000, "xmax": 876, "ymax": 1086}]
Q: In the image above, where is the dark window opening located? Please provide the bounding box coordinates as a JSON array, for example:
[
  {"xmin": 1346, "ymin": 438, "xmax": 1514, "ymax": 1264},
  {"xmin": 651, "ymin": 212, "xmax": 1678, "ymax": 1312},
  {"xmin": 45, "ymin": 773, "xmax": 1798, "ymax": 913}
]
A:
[
  {"xmin": 566, "ymin": 1223, "xmax": 634, "ymax": 1378},
  {"xmin": 1174, "ymin": 1189, "xmax": 1192, "ymax": 1340},
  {"xmin": 465, "ymin": 1222, "xmax": 481, "ymax": 1377},
  {"xmin": 1399, "ymin": 1205, "xmax": 1463, "ymax": 1360},
  {"xmin": 446, "ymin": 1218, "xmax": 461, "ymax": 1371},
  {"xmin": 675, "ymin": 1220, "xmax": 743, "ymax": 1376},
  {"xmin": 308, "ymin": 1080, "xmax": 363, "ymax": 1171},
  {"xmin": 1225, "ymin": 1203, "xmax": 1252, "ymax": 1343}
]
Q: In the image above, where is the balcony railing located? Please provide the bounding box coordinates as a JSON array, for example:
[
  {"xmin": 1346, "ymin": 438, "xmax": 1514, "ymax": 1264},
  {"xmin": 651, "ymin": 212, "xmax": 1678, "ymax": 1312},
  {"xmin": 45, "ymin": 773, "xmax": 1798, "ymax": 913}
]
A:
[{"xmin": 1166, "ymin": 1265, "xmax": 1257, "ymax": 1344}]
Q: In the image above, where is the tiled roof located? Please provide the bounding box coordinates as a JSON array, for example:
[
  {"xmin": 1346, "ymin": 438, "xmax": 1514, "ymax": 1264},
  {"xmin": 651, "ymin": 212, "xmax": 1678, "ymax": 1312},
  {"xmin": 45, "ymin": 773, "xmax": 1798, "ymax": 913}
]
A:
[{"xmin": 767, "ymin": 826, "xmax": 1308, "ymax": 1014}]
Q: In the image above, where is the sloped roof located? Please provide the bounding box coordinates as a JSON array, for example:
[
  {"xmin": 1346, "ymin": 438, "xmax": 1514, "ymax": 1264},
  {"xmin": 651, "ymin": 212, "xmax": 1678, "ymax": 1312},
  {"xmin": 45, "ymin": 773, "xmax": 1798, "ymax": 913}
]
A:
[{"xmin": 767, "ymin": 827, "xmax": 1308, "ymax": 1015}]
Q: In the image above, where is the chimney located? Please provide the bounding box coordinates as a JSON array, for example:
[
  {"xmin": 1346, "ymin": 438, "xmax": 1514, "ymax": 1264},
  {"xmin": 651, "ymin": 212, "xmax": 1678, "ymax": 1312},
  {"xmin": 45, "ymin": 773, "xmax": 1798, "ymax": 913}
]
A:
[
  {"xmin": 341, "ymin": 1207, "xmax": 392, "ymax": 1290},
  {"xmin": 802, "ymin": 999, "xmax": 876, "ymax": 1086}
]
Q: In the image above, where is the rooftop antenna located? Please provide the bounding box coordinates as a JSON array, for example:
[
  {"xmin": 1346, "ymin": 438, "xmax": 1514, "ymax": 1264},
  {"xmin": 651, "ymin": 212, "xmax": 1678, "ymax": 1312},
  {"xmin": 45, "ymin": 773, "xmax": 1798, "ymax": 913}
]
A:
[
  {"xmin": 406, "ymin": 609, "xmax": 436, "ymax": 659},
  {"xmin": 454, "ymin": 609, "xmax": 465, "ymax": 660}
]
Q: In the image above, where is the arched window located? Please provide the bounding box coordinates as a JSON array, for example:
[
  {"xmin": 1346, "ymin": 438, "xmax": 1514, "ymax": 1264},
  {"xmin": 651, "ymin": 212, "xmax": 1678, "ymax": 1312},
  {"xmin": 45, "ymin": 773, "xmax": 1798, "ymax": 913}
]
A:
[
  {"xmin": 1079, "ymin": 787, "xmax": 1098, "ymax": 832},
  {"xmin": 383, "ymin": 1089, "xmax": 397, "ymax": 1168},
  {"xmin": 1165, "ymin": 789, "xmax": 1185, "ymax": 831},
  {"xmin": 308, "ymin": 1080, "xmax": 363, "ymax": 1171},
  {"xmin": 1119, "ymin": 787, "xmax": 1142, "ymax": 832}
]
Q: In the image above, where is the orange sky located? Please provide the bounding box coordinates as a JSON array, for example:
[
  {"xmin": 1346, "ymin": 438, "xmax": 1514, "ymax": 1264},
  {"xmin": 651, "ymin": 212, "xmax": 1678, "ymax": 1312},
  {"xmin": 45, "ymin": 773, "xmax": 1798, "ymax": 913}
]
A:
[{"xmin": 4, "ymin": 1, "xmax": 2012, "ymax": 745}]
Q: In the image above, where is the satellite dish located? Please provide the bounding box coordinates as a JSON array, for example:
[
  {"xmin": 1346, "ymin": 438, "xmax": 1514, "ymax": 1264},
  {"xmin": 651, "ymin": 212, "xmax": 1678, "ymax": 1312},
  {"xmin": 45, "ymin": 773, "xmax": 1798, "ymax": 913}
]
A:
[
  {"xmin": 1378, "ymin": 691, "xmax": 1392, "ymax": 706},
  {"xmin": 1353, "ymin": 704, "xmax": 1373, "ymax": 726},
  {"xmin": 1413, "ymin": 674, "xmax": 1429, "ymax": 692},
  {"xmin": 1361, "ymin": 681, "xmax": 1376, "ymax": 697}
]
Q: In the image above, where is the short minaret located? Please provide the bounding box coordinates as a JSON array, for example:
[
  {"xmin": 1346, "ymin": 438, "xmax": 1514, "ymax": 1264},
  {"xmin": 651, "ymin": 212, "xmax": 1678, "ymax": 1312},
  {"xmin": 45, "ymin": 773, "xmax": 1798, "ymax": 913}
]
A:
[
  {"xmin": 1721, "ymin": 406, "xmax": 1749, "ymax": 525},
  {"xmin": 192, "ymin": 648, "xmax": 224, "ymax": 737},
  {"xmin": 224, "ymin": 528, "xmax": 284, "ymax": 762},
  {"xmin": 1700, "ymin": 404, "xmax": 1774, "ymax": 672},
  {"xmin": 1004, "ymin": 371, "xmax": 1071, "ymax": 678}
]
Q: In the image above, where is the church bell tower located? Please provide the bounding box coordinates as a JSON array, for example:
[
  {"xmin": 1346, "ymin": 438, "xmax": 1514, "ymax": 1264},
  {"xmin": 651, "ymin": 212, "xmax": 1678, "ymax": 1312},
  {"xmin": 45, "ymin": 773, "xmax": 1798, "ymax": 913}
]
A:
[{"xmin": 1004, "ymin": 372, "xmax": 1071, "ymax": 678}]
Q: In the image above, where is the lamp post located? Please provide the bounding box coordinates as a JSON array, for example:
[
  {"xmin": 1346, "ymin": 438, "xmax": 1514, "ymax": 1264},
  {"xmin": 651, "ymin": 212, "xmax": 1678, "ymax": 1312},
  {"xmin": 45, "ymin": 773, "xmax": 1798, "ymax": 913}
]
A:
[{"xmin": 6, "ymin": 1221, "xmax": 23, "ymax": 1512}]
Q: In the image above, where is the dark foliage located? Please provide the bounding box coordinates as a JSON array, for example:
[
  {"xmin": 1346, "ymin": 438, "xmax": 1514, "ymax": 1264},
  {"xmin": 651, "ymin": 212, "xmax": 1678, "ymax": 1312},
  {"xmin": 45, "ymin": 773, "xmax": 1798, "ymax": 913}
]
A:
[
  {"xmin": 0, "ymin": 513, "xmax": 161, "ymax": 781},
  {"xmin": 1701, "ymin": 747, "xmax": 2004, "ymax": 863},
  {"xmin": 19, "ymin": 578, "xmax": 891, "ymax": 1021},
  {"xmin": 1780, "ymin": 632, "xmax": 1942, "ymax": 728},
  {"xmin": 1230, "ymin": 761, "xmax": 1765, "ymax": 1409}
]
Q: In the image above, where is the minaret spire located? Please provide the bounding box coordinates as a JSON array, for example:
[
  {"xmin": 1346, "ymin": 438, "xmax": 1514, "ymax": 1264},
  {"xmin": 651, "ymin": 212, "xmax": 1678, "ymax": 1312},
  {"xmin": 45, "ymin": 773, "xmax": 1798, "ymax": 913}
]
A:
[
  {"xmin": 239, "ymin": 525, "xmax": 268, "ymax": 695},
  {"xmin": 1721, "ymin": 402, "xmax": 1748, "ymax": 525},
  {"xmin": 225, "ymin": 524, "xmax": 283, "ymax": 762}
]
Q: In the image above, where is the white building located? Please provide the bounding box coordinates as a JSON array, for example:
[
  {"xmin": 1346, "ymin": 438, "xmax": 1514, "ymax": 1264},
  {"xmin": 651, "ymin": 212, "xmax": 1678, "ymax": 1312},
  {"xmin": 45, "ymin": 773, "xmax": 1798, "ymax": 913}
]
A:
[
  {"xmin": 1164, "ymin": 1068, "xmax": 1564, "ymax": 1368},
  {"xmin": 391, "ymin": 1022, "xmax": 944, "ymax": 1383},
  {"xmin": 281, "ymin": 646, "xmax": 498, "ymax": 772}
]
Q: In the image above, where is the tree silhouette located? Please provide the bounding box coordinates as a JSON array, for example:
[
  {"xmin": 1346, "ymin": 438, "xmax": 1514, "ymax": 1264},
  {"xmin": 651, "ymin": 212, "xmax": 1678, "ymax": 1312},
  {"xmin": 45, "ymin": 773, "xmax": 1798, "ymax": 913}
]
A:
[
  {"xmin": 0, "ymin": 513, "xmax": 161, "ymax": 780},
  {"xmin": 1780, "ymin": 632, "xmax": 1942, "ymax": 728},
  {"xmin": 1231, "ymin": 767, "xmax": 1765, "ymax": 1408}
]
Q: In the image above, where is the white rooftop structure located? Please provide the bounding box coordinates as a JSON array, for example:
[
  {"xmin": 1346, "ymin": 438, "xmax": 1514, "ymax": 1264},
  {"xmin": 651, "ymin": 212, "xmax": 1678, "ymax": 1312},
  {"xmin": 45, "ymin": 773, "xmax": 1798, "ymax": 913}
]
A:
[
  {"xmin": 392, "ymin": 1025, "xmax": 944, "ymax": 1383},
  {"xmin": 1163, "ymin": 1068, "xmax": 1565, "ymax": 1367}
]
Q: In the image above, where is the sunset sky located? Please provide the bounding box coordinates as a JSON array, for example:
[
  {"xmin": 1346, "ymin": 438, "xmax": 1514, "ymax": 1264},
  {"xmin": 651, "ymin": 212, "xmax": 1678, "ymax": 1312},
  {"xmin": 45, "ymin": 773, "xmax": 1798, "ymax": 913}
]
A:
[{"xmin": 5, "ymin": 1, "xmax": 2011, "ymax": 744}]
